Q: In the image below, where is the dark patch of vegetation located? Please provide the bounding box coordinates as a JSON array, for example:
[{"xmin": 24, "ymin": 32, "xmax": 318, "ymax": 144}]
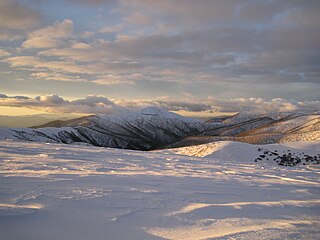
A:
[{"xmin": 254, "ymin": 148, "xmax": 320, "ymax": 167}]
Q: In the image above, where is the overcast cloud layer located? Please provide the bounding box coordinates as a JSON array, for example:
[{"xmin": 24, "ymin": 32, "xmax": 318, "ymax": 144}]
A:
[{"xmin": 0, "ymin": 0, "xmax": 319, "ymax": 114}]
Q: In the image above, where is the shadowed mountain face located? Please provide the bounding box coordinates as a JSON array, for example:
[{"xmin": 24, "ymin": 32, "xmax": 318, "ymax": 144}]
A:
[{"xmin": 0, "ymin": 108, "xmax": 319, "ymax": 150}]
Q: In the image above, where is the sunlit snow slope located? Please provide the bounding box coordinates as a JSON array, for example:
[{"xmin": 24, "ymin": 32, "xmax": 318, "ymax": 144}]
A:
[{"xmin": 0, "ymin": 140, "xmax": 319, "ymax": 240}]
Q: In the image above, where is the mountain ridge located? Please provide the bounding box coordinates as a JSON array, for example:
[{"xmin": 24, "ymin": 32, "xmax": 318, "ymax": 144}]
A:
[{"xmin": 0, "ymin": 108, "xmax": 319, "ymax": 150}]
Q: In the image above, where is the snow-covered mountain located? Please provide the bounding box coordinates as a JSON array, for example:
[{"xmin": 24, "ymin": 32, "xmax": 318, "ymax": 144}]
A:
[
  {"xmin": 166, "ymin": 110, "xmax": 320, "ymax": 148},
  {"xmin": 0, "ymin": 108, "xmax": 319, "ymax": 149},
  {"xmin": 0, "ymin": 107, "xmax": 219, "ymax": 150}
]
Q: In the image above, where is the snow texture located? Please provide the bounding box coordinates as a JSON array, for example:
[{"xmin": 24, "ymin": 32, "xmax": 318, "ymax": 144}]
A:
[{"xmin": 0, "ymin": 140, "xmax": 319, "ymax": 239}]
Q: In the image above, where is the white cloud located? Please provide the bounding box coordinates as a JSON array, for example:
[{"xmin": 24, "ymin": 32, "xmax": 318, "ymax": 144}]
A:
[
  {"xmin": 0, "ymin": 93, "xmax": 318, "ymax": 115},
  {"xmin": 35, "ymin": 95, "xmax": 65, "ymax": 105},
  {"xmin": 2, "ymin": 55, "xmax": 144, "ymax": 85},
  {"xmin": 22, "ymin": 19, "xmax": 73, "ymax": 49},
  {"xmin": 2, "ymin": 56, "xmax": 95, "ymax": 74},
  {"xmin": 23, "ymin": 37, "xmax": 64, "ymax": 49},
  {"xmin": 100, "ymin": 24, "xmax": 125, "ymax": 33},
  {"xmin": 212, "ymin": 98, "xmax": 299, "ymax": 113},
  {"xmin": 30, "ymin": 72, "xmax": 84, "ymax": 82},
  {"xmin": 37, "ymin": 42, "xmax": 106, "ymax": 62},
  {"xmin": 0, "ymin": 49, "xmax": 11, "ymax": 58},
  {"xmin": 0, "ymin": 94, "xmax": 122, "ymax": 114}
]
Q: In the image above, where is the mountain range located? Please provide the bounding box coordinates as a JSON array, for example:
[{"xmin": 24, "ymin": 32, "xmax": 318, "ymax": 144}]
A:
[{"xmin": 0, "ymin": 107, "xmax": 319, "ymax": 150}]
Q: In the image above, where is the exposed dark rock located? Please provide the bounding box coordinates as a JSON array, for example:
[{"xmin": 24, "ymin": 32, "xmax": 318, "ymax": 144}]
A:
[{"xmin": 254, "ymin": 148, "xmax": 320, "ymax": 166}]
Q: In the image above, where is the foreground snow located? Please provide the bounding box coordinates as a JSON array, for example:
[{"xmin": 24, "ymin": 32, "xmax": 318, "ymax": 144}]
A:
[
  {"xmin": 0, "ymin": 140, "xmax": 319, "ymax": 240},
  {"xmin": 166, "ymin": 141, "xmax": 320, "ymax": 166}
]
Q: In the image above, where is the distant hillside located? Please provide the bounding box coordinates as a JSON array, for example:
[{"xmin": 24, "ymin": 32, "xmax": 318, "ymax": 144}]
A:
[
  {"xmin": 0, "ymin": 109, "xmax": 319, "ymax": 150},
  {"xmin": 0, "ymin": 114, "xmax": 83, "ymax": 128},
  {"xmin": 0, "ymin": 115, "xmax": 51, "ymax": 128},
  {"xmin": 0, "ymin": 107, "xmax": 220, "ymax": 150},
  {"xmin": 166, "ymin": 111, "xmax": 320, "ymax": 148}
]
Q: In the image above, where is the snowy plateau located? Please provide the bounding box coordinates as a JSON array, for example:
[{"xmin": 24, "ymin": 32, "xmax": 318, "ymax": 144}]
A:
[
  {"xmin": 0, "ymin": 108, "xmax": 319, "ymax": 240},
  {"xmin": 0, "ymin": 140, "xmax": 320, "ymax": 239}
]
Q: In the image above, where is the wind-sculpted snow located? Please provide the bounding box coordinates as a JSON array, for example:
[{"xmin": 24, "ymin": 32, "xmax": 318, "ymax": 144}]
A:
[
  {"xmin": 167, "ymin": 141, "xmax": 320, "ymax": 166},
  {"xmin": 0, "ymin": 140, "xmax": 319, "ymax": 240}
]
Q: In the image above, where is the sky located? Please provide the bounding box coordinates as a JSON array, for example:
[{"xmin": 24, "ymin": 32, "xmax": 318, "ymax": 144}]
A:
[{"xmin": 0, "ymin": 0, "xmax": 319, "ymax": 116}]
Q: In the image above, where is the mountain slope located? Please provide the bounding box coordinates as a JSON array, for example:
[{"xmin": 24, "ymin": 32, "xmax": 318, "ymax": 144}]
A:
[
  {"xmin": 166, "ymin": 111, "xmax": 320, "ymax": 148},
  {"xmin": 0, "ymin": 109, "xmax": 319, "ymax": 150},
  {"xmin": 0, "ymin": 107, "xmax": 220, "ymax": 150}
]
